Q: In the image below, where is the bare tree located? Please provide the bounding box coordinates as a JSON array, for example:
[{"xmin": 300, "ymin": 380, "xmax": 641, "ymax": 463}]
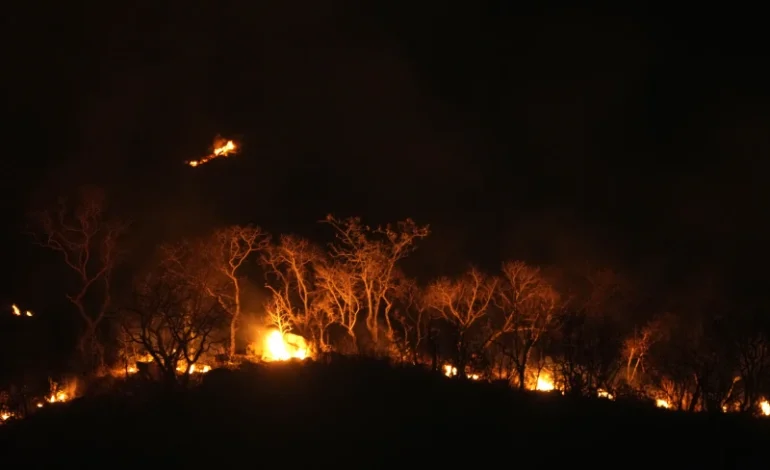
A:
[
  {"xmin": 262, "ymin": 235, "xmax": 330, "ymax": 350},
  {"xmin": 122, "ymin": 248, "xmax": 226, "ymax": 386},
  {"xmin": 323, "ymin": 215, "xmax": 429, "ymax": 348},
  {"xmin": 493, "ymin": 261, "xmax": 560, "ymax": 389},
  {"xmin": 315, "ymin": 260, "xmax": 362, "ymax": 350},
  {"xmin": 205, "ymin": 225, "xmax": 269, "ymax": 360},
  {"xmin": 425, "ymin": 268, "xmax": 496, "ymax": 378},
  {"xmin": 622, "ymin": 318, "xmax": 663, "ymax": 386},
  {"xmin": 28, "ymin": 187, "xmax": 127, "ymax": 371},
  {"xmin": 390, "ymin": 278, "xmax": 430, "ymax": 364}
]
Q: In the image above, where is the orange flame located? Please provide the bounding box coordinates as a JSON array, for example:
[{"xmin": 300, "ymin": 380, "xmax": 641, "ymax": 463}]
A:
[
  {"xmin": 263, "ymin": 330, "xmax": 308, "ymax": 362},
  {"xmin": 186, "ymin": 137, "xmax": 238, "ymax": 167},
  {"xmin": 11, "ymin": 304, "xmax": 33, "ymax": 317}
]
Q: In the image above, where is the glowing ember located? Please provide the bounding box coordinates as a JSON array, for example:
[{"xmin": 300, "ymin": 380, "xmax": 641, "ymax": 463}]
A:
[
  {"xmin": 760, "ymin": 400, "xmax": 770, "ymax": 416},
  {"xmin": 656, "ymin": 398, "xmax": 670, "ymax": 409},
  {"xmin": 263, "ymin": 330, "xmax": 307, "ymax": 362},
  {"xmin": 36, "ymin": 403, "xmax": 43, "ymax": 408},
  {"xmin": 597, "ymin": 389, "xmax": 615, "ymax": 400},
  {"xmin": 0, "ymin": 412, "xmax": 12, "ymax": 421},
  {"xmin": 186, "ymin": 137, "xmax": 238, "ymax": 167},
  {"xmin": 25, "ymin": 310, "xmax": 32, "ymax": 317},
  {"xmin": 443, "ymin": 364, "xmax": 457, "ymax": 377}
]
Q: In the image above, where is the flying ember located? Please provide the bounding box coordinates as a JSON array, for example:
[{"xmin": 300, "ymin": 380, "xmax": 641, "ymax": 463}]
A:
[{"xmin": 186, "ymin": 136, "xmax": 238, "ymax": 167}]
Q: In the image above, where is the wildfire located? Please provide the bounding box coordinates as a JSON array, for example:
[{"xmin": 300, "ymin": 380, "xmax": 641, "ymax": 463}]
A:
[
  {"xmin": 11, "ymin": 304, "xmax": 32, "ymax": 317},
  {"xmin": 535, "ymin": 375, "xmax": 555, "ymax": 392},
  {"xmin": 186, "ymin": 136, "xmax": 238, "ymax": 167},
  {"xmin": 597, "ymin": 389, "xmax": 615, "ymax": 400},
  {"xmin": 760, "ymin": 400, "xmax": 770, "ymax": 416},
  {"xmin": 47, "ymin": 391, "xmax": 68, "ymax": 404},
  {"xmin": 656, "ymin": 398, "xmax": 670, "ymax": 409},
  {"xmin": 176, "ymin": 363, "xmax": 211, "ymax": 374},
  {"xmin": 443, "ymin": 364, "xmax": 457, "ymax": 377},
  {"xmin": 263, "ymin": 330, "xmax": 308, "ymax": 362}
]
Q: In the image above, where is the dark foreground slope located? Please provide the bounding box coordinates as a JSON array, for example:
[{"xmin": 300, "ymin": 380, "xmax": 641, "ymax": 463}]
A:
[{"xmin": 1, "ymin": 359, "xmax": 768, "ymax": 466}]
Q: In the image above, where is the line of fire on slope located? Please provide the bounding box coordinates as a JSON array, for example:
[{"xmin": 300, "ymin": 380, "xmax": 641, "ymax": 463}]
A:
[
  {"xmin": 3, "ymin": 324, "xmax": 770, "ymax": 426},
  {"xmin": 0, "ymin": 328, "xmax": 307, "ymax": 424}
]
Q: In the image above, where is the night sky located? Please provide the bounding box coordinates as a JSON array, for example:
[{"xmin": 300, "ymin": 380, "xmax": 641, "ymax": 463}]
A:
[{"xmin": 3, "ymin": 3, "xmax": 770, "ymax": 316}]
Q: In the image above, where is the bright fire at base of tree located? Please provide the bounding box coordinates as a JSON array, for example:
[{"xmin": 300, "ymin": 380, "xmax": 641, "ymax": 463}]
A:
[{"xmin": 262, "ymin": 330, "xmax": 309, "ymax": 362}]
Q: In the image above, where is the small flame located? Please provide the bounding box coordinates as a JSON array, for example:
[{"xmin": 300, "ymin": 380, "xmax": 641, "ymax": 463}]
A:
[
  {"xmin": 597, "ymin": 389, "xmax": 615, "ymax": 400},
  {"xmin": 47, "ymin": 391, "xmax": 68, "ymax": 404},
  {"xmin": 25, "ymin": 310, "xmax": 32, "ymax": 317},
  {"xmin": 0, "ymin": 412, "xmax": 12, "ymax": 421},
  {"xmin": 186, "ymin": 137, "xmax": 238, "ymax": 167},
  {"xmin": 11, "ymin": 304, "xmax": 20, "ymax": 316},
  {"xmin": 443, "ymin": 364, "xmax": 457, "ymax": 377},
  {"xmin": 656, "ymin": 398, "xmax": 670, "ymax": 409}
]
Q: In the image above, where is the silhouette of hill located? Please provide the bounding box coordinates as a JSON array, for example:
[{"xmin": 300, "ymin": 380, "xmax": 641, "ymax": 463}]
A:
[{"xmin": 1, "ymin": 359, "xmax": 766, "ymax": 466}]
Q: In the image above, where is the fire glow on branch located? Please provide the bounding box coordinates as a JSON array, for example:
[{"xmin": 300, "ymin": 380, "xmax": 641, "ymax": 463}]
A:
[{"xmin": 186, "ymin": 137, "xmax": 238, "ymax": 167}]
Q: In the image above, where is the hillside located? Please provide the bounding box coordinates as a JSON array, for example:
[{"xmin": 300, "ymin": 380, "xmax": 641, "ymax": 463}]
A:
[{"xmin": 1, "ymin": 359, "xmax": 767, "ymax": 466}]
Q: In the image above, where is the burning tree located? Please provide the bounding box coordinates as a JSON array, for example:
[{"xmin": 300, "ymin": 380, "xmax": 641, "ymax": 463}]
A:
[
  {"xmin": 493, "ymin": 261, "xmax": 560, "ymax": 389},
  {"xmin": 322, "ymin": 215, "xmax": 429, "ymax": 349},
  {"xmin": 262, "ymin": 235, "xmax": 332, "ymax": 352},
  {"xmin": 425, "ymin": 268, "xmax": 497, "ymax": 378},
  {"xmin": 121, "ymin": 247, "xmax": 225, "ymax": 385},
  {"xmin": 203, "ymin": 225, "xmax": 269, "ymax": 360},
  {"xmin": 28, "ymin": 187, "xmax": 127, "ymax": 372}
]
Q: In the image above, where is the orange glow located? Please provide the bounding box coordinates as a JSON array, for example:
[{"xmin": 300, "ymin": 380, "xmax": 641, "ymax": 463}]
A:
[
  {"xmin": 186, "ymin": 137, "xmax": 238, "ymax": 167},
  {"xmin": 535, "ymin": 376, "xmax": 555, "ymax": 391},
  {"xmin": 597, "ymin": 389, "xmax": 615, "ymax": 400},
  {"xmin": 11, "ymin": 304, "xmax": 33, "ymax": 317},
  {"xmin": 176, "ymin": 363, "xmax": 212, "ymax": 374},
  {"xmin": 263, "ymin": 330, "xmax": 308, "ymax": 362}
]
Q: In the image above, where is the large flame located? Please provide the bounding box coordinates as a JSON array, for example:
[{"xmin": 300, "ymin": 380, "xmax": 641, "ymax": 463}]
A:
[
  {"xmin": 263, "ymin": 330, "xmax": 308, "ymax": 362},
  {"xmin": 186, "ymin": 137, "xmax": 238, "ymax": 167}
]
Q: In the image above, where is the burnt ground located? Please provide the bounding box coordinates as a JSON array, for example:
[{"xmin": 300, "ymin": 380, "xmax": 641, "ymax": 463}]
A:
[{"xmin": 0, "ymin": 359, "xmax": 767, "ymax": 466}]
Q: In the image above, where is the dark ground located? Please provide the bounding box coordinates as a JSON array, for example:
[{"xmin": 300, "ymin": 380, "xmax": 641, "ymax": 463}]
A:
[{"xmin": 0, "ymin": 359, "xmax": 766, "ymax": 466}]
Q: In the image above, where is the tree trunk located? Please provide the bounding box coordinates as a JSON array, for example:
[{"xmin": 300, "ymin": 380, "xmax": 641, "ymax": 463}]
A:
[{"xmin": 229, "ymin": 283, "xmax": 242, "ymax": 360}]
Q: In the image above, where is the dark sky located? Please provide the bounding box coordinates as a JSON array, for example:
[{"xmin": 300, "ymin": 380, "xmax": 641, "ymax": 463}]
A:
[{"xmin": 2, "ymin": 3, "xmax": 770, "ymax": 309}]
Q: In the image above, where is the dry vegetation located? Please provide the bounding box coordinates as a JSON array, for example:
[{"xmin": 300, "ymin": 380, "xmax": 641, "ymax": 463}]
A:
[{"xmin": 4, "ymin": 187, "xmax": 770, "ymax": 434}]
